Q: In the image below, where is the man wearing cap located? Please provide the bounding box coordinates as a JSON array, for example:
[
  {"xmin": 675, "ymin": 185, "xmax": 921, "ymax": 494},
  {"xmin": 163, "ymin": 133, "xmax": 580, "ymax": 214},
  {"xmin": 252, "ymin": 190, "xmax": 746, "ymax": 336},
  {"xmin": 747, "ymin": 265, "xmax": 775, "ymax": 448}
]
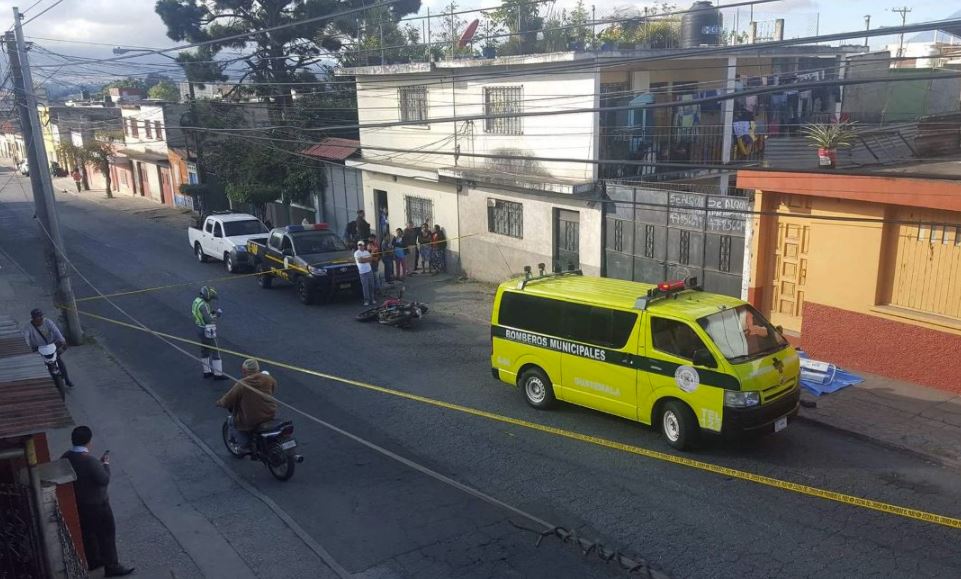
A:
[
  {"xmin": 24, "ymin": 308, "xmax": 74, "ymax": 388},
  {"xmin": 216, "ymin": 359, "xmax": 278, "ymax": 453},
  {"xmin": 354, "ymin": 239, "xmax": 374, "ymax": 306}
]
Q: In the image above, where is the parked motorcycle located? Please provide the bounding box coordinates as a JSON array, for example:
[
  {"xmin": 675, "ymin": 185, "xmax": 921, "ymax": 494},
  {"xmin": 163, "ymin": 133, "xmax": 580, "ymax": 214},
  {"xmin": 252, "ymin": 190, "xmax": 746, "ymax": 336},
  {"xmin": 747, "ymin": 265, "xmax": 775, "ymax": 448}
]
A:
[
  {"xmin": 38, "ymin": 343, "xmax": 67, "ymax": 398},
  {"xmin": 222, "ymin": 414, "xmax": 303, "ymax": 481},
  {"xmin": 355, "ymin": 297, "xmax": 429, "ymax": 328}
]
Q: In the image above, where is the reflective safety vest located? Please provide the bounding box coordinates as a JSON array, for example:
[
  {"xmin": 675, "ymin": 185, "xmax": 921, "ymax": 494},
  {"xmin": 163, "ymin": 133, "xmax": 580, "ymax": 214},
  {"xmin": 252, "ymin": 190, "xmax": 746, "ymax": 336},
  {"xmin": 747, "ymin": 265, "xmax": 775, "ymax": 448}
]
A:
[{"xmin": 192, "ymin": 297, "xmax": 210, "ymax": 328}]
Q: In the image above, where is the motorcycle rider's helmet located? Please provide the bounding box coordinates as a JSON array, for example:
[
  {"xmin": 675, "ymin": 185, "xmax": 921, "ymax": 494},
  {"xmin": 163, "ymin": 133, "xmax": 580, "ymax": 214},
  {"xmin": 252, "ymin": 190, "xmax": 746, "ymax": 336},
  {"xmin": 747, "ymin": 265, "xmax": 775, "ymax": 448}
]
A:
[{"xmin": 200, "ymin": 286, "xmax": 218, "ymax": 301}]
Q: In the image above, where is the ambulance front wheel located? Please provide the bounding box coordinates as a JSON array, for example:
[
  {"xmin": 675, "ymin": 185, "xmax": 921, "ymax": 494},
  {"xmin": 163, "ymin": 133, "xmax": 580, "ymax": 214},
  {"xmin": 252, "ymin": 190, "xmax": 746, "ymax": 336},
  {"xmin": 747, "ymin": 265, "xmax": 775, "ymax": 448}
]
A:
[
  {"xmin": 520, "ymin": 367, "xmax": 555, "ymax": 410},
  {"xmin": 660, "ymin": 400, "xmax": 698, "ymax": 450}
]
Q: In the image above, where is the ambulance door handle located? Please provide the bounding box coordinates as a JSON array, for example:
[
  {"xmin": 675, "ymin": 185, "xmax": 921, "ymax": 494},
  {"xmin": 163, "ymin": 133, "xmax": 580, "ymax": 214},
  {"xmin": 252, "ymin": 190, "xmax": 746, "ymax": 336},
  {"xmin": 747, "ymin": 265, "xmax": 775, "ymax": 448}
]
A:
[{"xmin": 650, "ymin": 364, "xmax": 662, "ymax": 371}]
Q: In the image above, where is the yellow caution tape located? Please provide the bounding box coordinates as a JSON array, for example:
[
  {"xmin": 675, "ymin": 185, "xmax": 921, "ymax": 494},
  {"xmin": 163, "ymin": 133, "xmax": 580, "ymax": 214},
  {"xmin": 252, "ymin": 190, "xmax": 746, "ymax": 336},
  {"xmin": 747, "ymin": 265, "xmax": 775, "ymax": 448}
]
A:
[{"xmin": 71, "ymin": 307, "xmax": 961, "ymax": 532}]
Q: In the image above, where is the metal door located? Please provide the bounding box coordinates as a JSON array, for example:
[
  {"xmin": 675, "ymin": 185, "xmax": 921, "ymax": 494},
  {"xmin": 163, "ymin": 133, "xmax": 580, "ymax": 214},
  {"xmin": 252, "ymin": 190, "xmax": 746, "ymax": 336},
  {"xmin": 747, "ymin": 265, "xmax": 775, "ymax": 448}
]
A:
[
  {"xmin": 554, "ymin": 209, "xmax": 580, "ymax": 272},
  {"xmin": 605, "ymin": 183, "xmax": 748, "ymax": 297}
]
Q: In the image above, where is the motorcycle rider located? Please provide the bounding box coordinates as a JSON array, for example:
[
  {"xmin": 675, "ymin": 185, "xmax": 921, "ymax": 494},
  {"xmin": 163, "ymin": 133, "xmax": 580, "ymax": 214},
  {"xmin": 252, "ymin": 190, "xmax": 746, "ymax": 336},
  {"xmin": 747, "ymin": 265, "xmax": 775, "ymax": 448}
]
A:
[
  {"xmin": 23, "ymin": 308, "xmax": 74, "ymax": 387},
  {"xmin": 192, "ymin": 286, "xmax": 226, "ymax": 380},
  {"xmin": 216, "ymin": 359, "xmax": 278, "ymax": 453}
]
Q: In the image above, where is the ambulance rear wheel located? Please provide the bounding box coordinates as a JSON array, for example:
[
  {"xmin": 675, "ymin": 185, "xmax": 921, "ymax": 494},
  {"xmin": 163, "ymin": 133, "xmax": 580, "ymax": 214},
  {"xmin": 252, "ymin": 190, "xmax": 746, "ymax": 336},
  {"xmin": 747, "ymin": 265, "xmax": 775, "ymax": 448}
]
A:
[
  {"xmin": 520, "ymin": 368, "xmax": 555, "ymax": 410},
  {"xmin": 660, "ymin": 400, "xmax": 697, "ymax": 451}
]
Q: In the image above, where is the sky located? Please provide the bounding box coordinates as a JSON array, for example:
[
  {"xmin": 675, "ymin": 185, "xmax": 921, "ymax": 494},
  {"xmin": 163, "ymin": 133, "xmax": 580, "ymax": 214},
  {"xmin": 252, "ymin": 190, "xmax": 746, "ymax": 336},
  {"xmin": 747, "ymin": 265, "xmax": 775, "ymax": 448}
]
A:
[{"xmin": 0, "ymin": 0, "xmax": 955, "ymax": 86}]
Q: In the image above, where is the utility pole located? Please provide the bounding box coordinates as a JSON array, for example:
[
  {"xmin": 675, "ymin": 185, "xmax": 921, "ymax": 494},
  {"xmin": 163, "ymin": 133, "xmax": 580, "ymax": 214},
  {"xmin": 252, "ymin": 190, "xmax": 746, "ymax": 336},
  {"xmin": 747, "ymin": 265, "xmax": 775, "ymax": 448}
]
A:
[
  {"xmin": 7, "ymin": 7, "xmax": 83, "ymax": 344},
  {"xmin": 864, "ymin": 15, "xmax": 871, "ymax": 48},
  {"xmin": 891, "ymin": 6, "xmax": 912, "ymax": 60}
]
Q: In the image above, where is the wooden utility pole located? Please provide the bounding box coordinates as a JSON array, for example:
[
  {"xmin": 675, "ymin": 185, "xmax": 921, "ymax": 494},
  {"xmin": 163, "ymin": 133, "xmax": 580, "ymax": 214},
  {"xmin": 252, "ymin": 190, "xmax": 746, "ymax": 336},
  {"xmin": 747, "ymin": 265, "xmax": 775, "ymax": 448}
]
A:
[
  {"xmin": 891, "ymin": 6, "xmax": 912, "ymax": 59},
  {"xmin": 7, "ymin": 7, "xmax": 83, "ymax": 344}
]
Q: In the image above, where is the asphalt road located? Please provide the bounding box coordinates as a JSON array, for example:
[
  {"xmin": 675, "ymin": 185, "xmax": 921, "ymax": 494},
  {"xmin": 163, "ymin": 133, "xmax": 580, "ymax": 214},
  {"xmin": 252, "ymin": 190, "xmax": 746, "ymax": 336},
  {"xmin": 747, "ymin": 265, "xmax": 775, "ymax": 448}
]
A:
[{"xmin": 4, "ymin": 172, "xmax": 961, "ymax": 578}]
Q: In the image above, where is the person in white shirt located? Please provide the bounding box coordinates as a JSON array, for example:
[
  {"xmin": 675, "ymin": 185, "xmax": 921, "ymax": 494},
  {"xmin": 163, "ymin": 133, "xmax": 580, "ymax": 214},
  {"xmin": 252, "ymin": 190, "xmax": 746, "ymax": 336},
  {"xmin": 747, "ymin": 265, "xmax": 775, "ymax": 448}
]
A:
[{"xmin": 354, "ymin": 240, "xmax": 374, "ymax": 305}]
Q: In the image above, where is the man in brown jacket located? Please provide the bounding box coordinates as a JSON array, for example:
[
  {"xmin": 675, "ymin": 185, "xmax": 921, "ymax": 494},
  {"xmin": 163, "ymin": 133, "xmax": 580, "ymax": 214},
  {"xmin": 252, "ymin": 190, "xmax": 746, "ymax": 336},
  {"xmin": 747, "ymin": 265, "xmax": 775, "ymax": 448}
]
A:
[{"xmin": 216, "ymin": 359, "xmax": 277, "ymax": 453}]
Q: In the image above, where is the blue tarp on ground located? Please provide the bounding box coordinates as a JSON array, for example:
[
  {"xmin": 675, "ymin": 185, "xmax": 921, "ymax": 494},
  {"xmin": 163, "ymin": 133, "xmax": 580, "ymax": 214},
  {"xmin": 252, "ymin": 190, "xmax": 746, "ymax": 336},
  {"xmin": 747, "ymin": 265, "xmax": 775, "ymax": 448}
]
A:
[{"xmin": 796, "ymin": 350, "xmax": 864, "ymax": 397}]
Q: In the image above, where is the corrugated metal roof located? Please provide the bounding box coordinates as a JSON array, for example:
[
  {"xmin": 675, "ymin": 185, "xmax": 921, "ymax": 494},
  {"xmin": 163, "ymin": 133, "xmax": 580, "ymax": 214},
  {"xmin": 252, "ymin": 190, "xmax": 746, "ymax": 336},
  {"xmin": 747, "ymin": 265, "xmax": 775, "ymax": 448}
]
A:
[
  {"xmin": 0, "ymin": 315, "xmax": 73, "ymax": 439},
  {"xmin": 302, "ymin": 138, "xmax": 360, "ymax": 161}
]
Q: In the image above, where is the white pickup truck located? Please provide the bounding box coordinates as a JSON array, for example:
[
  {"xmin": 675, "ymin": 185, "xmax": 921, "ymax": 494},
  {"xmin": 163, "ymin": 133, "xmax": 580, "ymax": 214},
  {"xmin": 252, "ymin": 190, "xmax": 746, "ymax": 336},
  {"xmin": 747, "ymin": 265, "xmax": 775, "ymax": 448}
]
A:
[{"xmin": 188, "ymin": 212, "xmax": 269, "ymax": 273}]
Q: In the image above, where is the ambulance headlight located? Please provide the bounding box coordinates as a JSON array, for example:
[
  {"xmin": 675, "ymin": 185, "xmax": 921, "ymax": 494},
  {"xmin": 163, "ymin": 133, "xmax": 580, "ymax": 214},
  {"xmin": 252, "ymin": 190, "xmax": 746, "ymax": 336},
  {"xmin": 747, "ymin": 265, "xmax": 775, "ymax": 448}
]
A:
[{"xmin": 724, "ymin": 391, "xmax": 760, "ymax": 408}]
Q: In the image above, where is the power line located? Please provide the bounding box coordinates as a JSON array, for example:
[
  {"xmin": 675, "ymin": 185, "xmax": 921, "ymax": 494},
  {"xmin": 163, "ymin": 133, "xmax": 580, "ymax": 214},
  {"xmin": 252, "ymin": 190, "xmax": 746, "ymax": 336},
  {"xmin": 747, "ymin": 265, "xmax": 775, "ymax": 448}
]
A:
[{"xmin": 20, "ymin": 0, "xmax": 66, "ymax": 26}]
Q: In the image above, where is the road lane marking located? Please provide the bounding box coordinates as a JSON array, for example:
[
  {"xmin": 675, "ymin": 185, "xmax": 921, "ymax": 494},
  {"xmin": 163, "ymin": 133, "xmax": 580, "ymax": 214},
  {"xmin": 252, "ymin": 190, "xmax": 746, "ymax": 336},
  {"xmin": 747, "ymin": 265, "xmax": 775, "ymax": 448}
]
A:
[{"xmin": 73, "ymin": 307, "xmax": 961, "ymax": 532}]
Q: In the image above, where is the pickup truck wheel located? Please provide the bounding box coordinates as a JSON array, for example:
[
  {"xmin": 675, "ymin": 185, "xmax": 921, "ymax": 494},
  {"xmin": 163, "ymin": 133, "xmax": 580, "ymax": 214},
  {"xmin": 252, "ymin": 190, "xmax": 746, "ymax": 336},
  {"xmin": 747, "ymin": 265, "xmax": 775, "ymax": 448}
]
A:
[
  {"xmin": 660, "ymin": 400, "xmax": 698, "ymax": 451},
  {"xmin": 224, "ymin": 253, "xmax": 236, "ymax": 274},
  {"xmin": 256, "ymin": 264, "xmax": 273, "ymax": 289},
  {"xmin": 296, "ymin": 277, "xmax": 315, "ymax": 305},
  {"xmin": 195, "ymin": 243, "xmax": 208, "ymax": 263}
]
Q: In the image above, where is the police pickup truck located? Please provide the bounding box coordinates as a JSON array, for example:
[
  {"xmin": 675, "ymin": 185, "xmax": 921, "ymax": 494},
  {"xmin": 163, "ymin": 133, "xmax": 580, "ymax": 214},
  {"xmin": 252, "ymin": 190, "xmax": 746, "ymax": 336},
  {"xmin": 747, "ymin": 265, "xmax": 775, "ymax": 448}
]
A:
[
  {"xmin": 247, "ymin": 224, "xmax": 361, "ymax": 305},
  {"xmin": 188, "ymin": 212, "xmax": 269, "ymax": 273}
]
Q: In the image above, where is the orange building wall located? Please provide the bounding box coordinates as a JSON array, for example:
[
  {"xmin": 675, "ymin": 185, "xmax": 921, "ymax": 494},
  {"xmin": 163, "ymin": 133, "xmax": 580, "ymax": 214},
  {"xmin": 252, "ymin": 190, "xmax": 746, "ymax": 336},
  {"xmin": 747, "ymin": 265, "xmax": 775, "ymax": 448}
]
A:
[{"xmin": 742, "ymin": 171, "xmax": 961, "ymax": 392}]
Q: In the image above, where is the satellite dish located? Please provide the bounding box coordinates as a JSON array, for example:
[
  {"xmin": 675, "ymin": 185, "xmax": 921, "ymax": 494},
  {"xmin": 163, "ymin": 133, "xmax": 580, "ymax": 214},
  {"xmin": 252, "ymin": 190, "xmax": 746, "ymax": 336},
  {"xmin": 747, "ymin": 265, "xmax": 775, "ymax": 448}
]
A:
[{"xmin": 459, "ymin": 19, "xmax": 480, "ymax": 48}]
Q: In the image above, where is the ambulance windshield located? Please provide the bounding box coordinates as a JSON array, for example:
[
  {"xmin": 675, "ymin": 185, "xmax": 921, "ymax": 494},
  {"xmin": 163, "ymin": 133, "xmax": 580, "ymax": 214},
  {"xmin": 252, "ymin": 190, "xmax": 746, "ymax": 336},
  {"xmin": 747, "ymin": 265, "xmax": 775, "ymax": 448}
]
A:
[{"xmin": 698, "ymin": 304, "xmax": 788, "ymax": 363}]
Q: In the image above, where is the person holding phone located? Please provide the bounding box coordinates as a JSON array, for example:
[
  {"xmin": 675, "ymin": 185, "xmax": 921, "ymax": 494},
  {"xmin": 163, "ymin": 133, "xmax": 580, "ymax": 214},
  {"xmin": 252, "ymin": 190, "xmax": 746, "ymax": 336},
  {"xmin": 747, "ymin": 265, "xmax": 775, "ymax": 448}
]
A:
[{"xmin": 62, "ymin": 426, "xmax": 135, "ymax": 577}]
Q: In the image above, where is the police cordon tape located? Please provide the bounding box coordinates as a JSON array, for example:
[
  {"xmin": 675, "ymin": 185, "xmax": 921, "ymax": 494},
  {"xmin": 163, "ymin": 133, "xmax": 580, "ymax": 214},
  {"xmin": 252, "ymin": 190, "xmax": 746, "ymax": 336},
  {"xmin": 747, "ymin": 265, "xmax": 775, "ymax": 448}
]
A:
[
  {"xmin": 75, "ymin": 232, "xmax": 478, "ymax": 303},
  {"xmin": 70, "ymin": 307, "xmax": 961, "ymax": 532}
]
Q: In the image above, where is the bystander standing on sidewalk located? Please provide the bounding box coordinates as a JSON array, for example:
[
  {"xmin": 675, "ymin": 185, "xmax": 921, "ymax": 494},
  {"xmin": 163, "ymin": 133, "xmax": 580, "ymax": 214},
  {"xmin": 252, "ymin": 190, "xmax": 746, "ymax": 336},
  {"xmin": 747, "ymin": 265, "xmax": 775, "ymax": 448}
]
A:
[
  {"xmin": 71, "ymin": 168, "xmax": 83, "ymax": 193},
  {"xmin": 418, "ymin": 223, "xmax": 433, "ymax": 273},
  {"xmin": 380, "ymin": 232, "xmax": 395, "ymax": 284},
  {"xmin": 393, "ymin": 228, "xmax": 408, "ymax": 280},
  {"xmin": 367, "ymin": 234, "xmax": 382, "ymax": 295},
  {"xmin": 431, "ymin": 224, "xmax": 447, "ymax": 273},
  {"xmin": 62, "ymin": 426, "xmax": 135, "ymax": 577},
  {"xmin": 354, "ymin": 240, "xmax": 374, "ymax": 305},
  {"xmin": 403, "ymin": 222, "xmax": 418, "ymax": 275}
]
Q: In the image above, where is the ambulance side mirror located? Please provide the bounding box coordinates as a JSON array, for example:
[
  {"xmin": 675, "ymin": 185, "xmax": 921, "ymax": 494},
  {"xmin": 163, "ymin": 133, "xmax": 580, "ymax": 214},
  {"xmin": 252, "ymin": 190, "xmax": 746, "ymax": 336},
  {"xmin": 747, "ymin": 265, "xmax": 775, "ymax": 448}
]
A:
[{"xmin": 692, "ymin": 348, "xmax": 717, "ymax": 369}]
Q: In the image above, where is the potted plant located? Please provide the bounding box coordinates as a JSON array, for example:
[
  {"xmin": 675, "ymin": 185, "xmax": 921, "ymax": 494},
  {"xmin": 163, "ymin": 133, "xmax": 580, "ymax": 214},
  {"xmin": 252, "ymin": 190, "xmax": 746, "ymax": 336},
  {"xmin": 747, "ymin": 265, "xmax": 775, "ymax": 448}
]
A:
[{"xmin": 801, "ymin": 121, "xmax": 858, "ymax": 168}]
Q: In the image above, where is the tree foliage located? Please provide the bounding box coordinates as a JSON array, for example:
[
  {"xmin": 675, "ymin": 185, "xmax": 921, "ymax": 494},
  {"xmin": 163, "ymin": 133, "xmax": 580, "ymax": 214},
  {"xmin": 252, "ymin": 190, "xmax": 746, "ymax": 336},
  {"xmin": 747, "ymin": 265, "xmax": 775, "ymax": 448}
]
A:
[
  {"xmin": 83, "ymin": 140, "xmax": 117, "ymax": 198},
  {"xmin": 148, "ymin": 80, "xmax": 181, "ymax": 101}
]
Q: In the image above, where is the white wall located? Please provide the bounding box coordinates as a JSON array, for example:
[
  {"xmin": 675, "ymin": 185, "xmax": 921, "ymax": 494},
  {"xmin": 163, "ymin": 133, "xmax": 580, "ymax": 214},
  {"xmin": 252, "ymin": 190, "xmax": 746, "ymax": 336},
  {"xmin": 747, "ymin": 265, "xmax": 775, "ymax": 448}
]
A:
[
  {"xmin": 121, "ymin": 105, "xmax": 169, "ymax": 154},
  {"xmin": 458, "ymin": 186, "xmax": 603, "ymax": 283},
  {"xmin": 354, "ymin": 68, "xmax": 598, "ymax": 182},
  {"xmin": 361, "ymin": 170, "xmax": 462, "ymax": 270}
]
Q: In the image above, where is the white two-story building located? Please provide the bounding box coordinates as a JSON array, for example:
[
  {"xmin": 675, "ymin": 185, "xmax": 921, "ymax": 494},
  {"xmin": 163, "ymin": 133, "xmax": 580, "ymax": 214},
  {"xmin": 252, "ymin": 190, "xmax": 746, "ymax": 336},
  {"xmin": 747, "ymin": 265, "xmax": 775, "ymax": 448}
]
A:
[{"xmin": 337, "ymin": 42, "xmax": 859, "ymax": 284}]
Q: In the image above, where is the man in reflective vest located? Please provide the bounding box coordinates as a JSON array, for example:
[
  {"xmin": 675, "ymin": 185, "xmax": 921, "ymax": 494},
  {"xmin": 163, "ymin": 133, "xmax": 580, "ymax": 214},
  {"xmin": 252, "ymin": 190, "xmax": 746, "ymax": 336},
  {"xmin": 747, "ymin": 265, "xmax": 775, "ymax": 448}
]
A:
[{"xmin": 192, "ymin": 286, "xmax": 225, "ymax": 380}]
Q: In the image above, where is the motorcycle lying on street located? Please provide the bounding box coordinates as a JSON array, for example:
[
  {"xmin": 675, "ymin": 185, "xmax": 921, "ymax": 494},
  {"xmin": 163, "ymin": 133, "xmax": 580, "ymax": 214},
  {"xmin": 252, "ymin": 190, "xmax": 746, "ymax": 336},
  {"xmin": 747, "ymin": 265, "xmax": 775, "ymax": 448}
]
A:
[
  {"xmin": 222, "ymin": 414, "xmax": 304, "ymax": 481},
  {"xmin": 38, "ymin": 343, "xmax": 68, "ymax": 398},
  {"xmin": 355, "ymin": 294, "xmax": 429, "ymax": 328}
]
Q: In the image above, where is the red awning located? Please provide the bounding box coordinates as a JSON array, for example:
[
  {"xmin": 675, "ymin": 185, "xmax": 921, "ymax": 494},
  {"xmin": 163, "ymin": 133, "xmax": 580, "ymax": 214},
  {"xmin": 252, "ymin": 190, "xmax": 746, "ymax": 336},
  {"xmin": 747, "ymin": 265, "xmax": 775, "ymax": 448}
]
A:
[{"xmin": 302, "ymin": 138, "xmax": 360, "ymax": 161}]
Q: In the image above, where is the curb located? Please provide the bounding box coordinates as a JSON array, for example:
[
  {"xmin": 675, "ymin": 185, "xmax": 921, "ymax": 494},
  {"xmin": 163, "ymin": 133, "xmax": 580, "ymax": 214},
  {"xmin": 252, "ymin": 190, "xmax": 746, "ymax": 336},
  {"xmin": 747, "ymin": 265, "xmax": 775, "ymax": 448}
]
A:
[{"xmin": 794, "ymin": 412, "xmax": 961, "ymax": 472}]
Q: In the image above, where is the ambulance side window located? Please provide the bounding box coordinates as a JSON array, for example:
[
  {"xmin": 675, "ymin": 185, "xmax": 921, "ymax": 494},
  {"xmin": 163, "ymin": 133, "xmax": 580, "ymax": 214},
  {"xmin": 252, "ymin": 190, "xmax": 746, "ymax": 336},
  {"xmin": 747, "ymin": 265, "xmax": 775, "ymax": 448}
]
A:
[
  {"xmin": 650, "ymin": 317, "xmax": 708, "ymax": 361},
  {"xmin": 498, "ymin": 292, "xmax": 561, "ymax": 336},
  {"xmin": 564, "ymin": 304, "xmax": 637, "ymax": 349}
]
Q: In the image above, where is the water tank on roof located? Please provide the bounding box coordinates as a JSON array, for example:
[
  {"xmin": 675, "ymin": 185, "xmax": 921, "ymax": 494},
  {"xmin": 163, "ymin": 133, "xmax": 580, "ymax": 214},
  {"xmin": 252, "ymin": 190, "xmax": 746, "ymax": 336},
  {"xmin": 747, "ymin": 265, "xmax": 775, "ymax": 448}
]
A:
[{"xmin": 681, "ymin": 1, "xmax": 723, "ymax": 48}]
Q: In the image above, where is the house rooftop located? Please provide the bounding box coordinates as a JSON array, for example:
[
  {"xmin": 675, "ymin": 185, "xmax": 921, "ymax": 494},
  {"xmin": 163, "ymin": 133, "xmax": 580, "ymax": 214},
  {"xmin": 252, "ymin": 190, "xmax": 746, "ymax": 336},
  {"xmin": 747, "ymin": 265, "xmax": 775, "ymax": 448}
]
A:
[{"xmin": 336, "ymin": 45, "xmax": 864, "ymax": 76}]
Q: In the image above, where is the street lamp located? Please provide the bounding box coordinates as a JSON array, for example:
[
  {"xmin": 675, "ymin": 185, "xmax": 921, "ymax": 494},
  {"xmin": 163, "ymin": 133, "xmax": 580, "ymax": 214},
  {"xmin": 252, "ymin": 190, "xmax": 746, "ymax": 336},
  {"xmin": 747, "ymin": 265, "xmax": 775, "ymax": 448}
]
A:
[
  {"xmin": 863, "ymin": 15, "xmax": 871, "ymax": 49},
  {"xmin": 112, "ymin": 46, "xmax": 195, "ymax": 101}
]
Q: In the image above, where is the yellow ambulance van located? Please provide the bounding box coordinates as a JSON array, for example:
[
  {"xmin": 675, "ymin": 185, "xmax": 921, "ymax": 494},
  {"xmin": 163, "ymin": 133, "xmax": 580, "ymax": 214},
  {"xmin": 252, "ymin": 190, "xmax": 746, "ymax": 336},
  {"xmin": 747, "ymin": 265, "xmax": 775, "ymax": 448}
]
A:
[{"xmin": 490, "ymin": 270, "xmax": 800, "ymax": 450}]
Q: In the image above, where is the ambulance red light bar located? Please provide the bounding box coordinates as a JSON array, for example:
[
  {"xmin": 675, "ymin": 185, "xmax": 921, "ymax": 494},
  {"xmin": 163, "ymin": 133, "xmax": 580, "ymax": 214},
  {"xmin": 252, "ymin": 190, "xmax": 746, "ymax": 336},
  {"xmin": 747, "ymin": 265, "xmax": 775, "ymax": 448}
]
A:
[
  {"xmin": 657, "ymin": 280, "xmax": 686, "ymax": 292},
  {"xmin": 635, "ymin": 277, "xmax": 701, "ymax": 310}
]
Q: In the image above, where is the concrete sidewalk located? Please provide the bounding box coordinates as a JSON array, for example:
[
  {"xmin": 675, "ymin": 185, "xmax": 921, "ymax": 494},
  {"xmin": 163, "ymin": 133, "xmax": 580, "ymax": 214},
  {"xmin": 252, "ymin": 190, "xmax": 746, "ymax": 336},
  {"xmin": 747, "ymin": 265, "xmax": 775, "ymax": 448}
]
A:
[
  {"xmin": 401, "ymin": 271, "xmax": 961, "ymax": 470},
  {"xmin": 0, "ymin": 238, "xmax": 339, "ymax": 578}
]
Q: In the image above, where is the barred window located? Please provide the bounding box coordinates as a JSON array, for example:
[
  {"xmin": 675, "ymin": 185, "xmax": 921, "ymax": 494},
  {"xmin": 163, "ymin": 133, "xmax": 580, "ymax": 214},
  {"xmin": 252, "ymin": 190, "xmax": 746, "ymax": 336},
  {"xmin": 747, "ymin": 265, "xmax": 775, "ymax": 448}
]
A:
[
  {"xmin": 398, "ymin": 85, "xmax": 428, "ymax": 124},
  {"xmin": 488, "ymin": 198, "xmax": 523, "ymax": 238},
  {"xmin": 484, "ymin": 86, "xmax": 523, "ymax": 135},
  {"xmin": 405, "ymin": 195, "xmax": 433, "ymax": 227}
]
